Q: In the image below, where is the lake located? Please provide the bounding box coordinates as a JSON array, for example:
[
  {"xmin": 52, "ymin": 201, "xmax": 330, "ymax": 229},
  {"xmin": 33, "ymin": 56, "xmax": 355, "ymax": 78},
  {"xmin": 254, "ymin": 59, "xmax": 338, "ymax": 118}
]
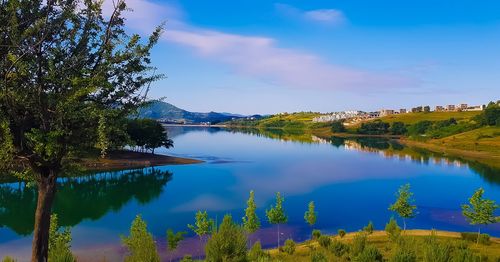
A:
[{"xmin": 1, "ymin": 126, "xmax": 499, "ymax": 261}]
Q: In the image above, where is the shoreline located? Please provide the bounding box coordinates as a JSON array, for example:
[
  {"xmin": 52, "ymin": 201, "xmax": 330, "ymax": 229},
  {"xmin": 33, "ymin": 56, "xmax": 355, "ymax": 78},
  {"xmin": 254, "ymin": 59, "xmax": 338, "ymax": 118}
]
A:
[{"xmin": 79, "ymin": 150, "xmax": 204, "ymax": 172}]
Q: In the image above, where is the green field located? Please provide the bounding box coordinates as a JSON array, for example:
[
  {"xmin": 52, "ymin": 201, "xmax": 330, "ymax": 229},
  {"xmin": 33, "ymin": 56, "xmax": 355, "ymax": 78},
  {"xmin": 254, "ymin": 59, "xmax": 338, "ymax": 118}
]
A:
[
  {"xmin": 266, "ymin": 230, "xmax": 500, "ymax": 262},
  {"xmin": 379, "ymin": 111, "xmax": 481, "ymax": 124}
]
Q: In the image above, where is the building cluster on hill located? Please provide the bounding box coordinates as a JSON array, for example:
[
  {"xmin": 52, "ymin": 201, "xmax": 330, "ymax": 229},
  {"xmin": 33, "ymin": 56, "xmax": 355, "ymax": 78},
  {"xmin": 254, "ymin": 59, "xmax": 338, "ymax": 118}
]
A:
[{"xmin": 313, "ymin": 102, "xmax": 485, "ymax": 123}]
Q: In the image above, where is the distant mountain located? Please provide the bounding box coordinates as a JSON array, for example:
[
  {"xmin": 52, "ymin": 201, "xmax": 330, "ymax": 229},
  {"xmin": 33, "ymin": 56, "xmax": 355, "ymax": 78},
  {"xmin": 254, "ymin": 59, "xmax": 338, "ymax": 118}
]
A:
[{"xmin": 137, "ymin": 101, "xmax": 260, "ymax": 124}]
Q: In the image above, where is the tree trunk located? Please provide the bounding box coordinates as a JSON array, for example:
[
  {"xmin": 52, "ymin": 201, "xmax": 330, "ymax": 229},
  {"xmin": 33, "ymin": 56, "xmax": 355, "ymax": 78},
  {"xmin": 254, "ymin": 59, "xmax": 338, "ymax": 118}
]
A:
[
  {"xmin": 31, "ymin": 173, "xmax": 57, "ymax": 262},
  {"xmin": 277, "ymin": 224, "xmax": 280, "ymax": 251},
  {"xmin": 477, "ymin": 227, "xmax": 481, "ymax": 245}
]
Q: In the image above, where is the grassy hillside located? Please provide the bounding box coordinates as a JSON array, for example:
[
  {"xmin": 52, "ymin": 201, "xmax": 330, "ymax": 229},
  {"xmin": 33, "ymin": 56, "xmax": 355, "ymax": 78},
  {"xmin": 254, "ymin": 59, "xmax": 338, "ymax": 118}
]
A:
[
  {"xmin": 266, "ymin": 230, "xmax": 500, "ymax": 261},
  {"xmin": 379, "ymin": 111, "xmax": 482, "ymax": 125},
  {"xmin": 227, "ymin": 112, "xmax": 325, "ymax": 130}
]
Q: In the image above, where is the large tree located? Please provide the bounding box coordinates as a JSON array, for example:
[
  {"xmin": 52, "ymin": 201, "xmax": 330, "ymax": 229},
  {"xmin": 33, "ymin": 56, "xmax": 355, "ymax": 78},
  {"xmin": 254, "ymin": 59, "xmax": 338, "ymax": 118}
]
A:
[{"xmin": 0, "ymin": 0, "xmax": 163, "ymax": 260}]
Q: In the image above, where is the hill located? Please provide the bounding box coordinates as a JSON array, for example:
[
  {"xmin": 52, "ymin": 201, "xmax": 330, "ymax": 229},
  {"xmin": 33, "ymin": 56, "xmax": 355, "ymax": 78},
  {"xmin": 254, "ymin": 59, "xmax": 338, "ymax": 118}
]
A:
[
  {"xmin": 138, "ymin": 101, "xmax": 260, "ymax": 124},
  {"xmin": 378, "ymin": 111, "xmax": 482, "ymax": 124}
]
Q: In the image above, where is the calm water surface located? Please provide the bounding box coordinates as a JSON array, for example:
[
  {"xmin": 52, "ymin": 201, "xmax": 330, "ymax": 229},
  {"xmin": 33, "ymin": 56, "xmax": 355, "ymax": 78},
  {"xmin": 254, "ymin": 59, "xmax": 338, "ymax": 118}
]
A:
[{"xmin": 0, "ymin": 127, "xmax": 499, "ymax": 261}]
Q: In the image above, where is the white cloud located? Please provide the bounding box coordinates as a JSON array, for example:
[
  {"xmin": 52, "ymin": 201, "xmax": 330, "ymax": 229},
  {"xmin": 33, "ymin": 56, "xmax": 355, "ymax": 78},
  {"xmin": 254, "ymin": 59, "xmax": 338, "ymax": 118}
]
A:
[
  {"xmin": 107, "ymin": 0, "xmax": 417, "ymax": 91},
  {"xmin": 275, "ymin": 3, "xmax": 346, "ymax": 25},
  {"xmin": 304, "ymin": 9, "xmax": 346, "ymax": 24}
]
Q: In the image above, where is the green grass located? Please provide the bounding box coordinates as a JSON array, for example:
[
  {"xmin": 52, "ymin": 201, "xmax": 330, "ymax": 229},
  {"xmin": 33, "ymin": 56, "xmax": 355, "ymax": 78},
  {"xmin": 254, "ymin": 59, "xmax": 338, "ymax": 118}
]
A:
[
  {"xmin": 428, "ymin": 126, "xmax": 500, "ymax": 154},
  {"xmin": 379, "ymin": 111, "xmax": 481, "ymax": 125}
]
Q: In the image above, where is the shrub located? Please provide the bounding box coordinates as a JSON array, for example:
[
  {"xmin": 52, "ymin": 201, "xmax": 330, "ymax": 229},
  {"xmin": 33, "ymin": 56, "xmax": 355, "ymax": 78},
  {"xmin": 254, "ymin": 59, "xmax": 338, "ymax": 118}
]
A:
[
  {"xmin": 122, "ymin": 215, "xmax": 159, "ymax": 262},
  {"xmin": 391, "ymin": 122, "xmax": 407, "ymax": 135},
  {"xmin": 350, "ymin": 233, "xmax": 367, "ymax": 257},
  {"xmin": 357, "ymin": 120, "xmax": 390, "ymax": 135},
  {"xmin": 318, "ymin": 235, "xmax": 332, "ymax": 248},
  {"xmin": 312, "ymin": 229, "xmax": 322, "ymax": 240},
  {"xmin": 205, "ymin": 214, "xmax": 247, "ymax": 262},
  {"xmin": 338, "ymin": 229, "xmax": 346, "ymax": 238},
  {"xmin": 310, "ymin": 251, "xmax": 328, "ymax": 262},
  {"xmin": 363, "ymin": 221, "xmax": 374, "ymax": 234},
  {"xmin": 283, "ymin": 239, "xmax": 296, "ymax": 255},
  {"xmin": 248, "ymin": 241, "xmax": 270, "ymax": 261},
  {"xmin": 385, "ymin": 217, "xmax": 401, "ymax": 241},
  {"xmin": 180, "ymin": 255, "xmax": 193, "ymax": 262},
  {"xmin": 331, "ymin": 121, "xmax": 346, "ymax": 133},
  {"xmin": 2, "ymin": 257, "xmax": 16, "ymax": 262},
  {"xmin": 49, "ymin": 214, "xmax": 76, "ymax": 262},
  {"xmin": 390, "ymin": 237, "xmax": 417, "ymax": 262},
  {"xmin": 329, "ymin": 240, "xmax": 350, "ymax": 257},
  {"xmin": 460, "ymin": 232, "xmax": 490, "ymax": 245},
  {"xmin": 423, "ymin": 238, "xmax": 453, "ymax": 262},
  {"xmin": 355, "ymin": 245, "xmax": 383, "ymax": 262}
]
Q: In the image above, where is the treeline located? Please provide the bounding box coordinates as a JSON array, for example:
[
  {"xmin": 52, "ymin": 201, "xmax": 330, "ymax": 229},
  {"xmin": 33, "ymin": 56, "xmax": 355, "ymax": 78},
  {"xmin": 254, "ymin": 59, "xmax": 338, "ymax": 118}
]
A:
[
  {"xmin": 333, "ymin": 101, "xmax": 500, "ymax": 138},
  {"xmin": 8, "ymin": 185, "xmax": 498, "ymax": 262},
  {"xmin": 96, "ymin": 118, "xmax": 173, "ymax": 156}
]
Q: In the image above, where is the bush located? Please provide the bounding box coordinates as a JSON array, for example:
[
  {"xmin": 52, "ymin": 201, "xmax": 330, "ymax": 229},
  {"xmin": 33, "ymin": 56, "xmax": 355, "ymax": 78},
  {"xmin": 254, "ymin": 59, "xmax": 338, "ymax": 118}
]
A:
[
  {"xmin": 331, "ymin": 121, "xmax": 346, "ymax": 133},
  {"xmin": 350, "ymin": 233, "xmax": 367, "ymax": 257},
  {"xmin": 329, "ymin": 240, "xmax": 350, "ymax": 257},
  {"xmin": 357, "ymin": 120, "xmax": 390, "ymax": 135},
  {"xmin": 318, "ymin": 235, "xmax": 332, "ymax": 248},
  {"xmin": 460, "ymin": 232, "xmax": 490, "ymax": 245},
  {"xmin": 49, "ymin": 214, "xmax": 76, "ymax": 262},
  {"xmin": 338, "ymin": 229, "xmax": 346, "ymax": 238},
  {"xmin": 205, "ymin": 215, "xmax": 247, "ymax": 262},
  {"xmin": 390, "ymin": 237, "xmax": 417, "ymax": 262},
  {"xmin": 310, "ymin": 251, "xmax": 328, "ymax": 262},
  {"xmin": 180, "ymin": 255, "xmax": 193, "ymax": 262},
  {"xmin": 391, "ymin": 122, "xmax": 407, "ymax": 135},
  {"xmin": 363, "ymin": 221, "xmax": 374, "ymax": 234},
  {"xmin": 312, "ymin": 229, "xmax": 322, "ymax": 240},
  {"xmin": 248, "ymin": 241, "xmax": 270, "ymax": 261},
  {"xmin": 355, "ymin": 245, "xmax": 383, "ymax": 262},
  {"xmin": 2, "ymin": 257, "xmax": 16, "ymax": 262},
  {"xmin": 283, "ymin": 239, "xmax": 296, "ymax": 255},
  {"xmin": 122, "ymin": 215, "xmax": 159, "ymax": 262},
  {"xmin": 423, "ymin": 236, "xmax": 453, "ymax": 262},
  {"xmin": 385, "ymin": 217, "xmax": 401, "ymax": 241}
]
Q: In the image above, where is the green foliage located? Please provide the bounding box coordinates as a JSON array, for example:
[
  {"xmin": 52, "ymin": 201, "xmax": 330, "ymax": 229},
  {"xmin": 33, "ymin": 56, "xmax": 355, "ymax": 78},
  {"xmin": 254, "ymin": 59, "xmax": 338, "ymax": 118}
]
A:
[
  {"xmin": 243, "ymin": 190, "xmax": 260, "ymax": 233},
  {"xmin": 48, "ymin": 214, "xmax": 75, "ymax": 262},
  {"xmin": 389, "ymin": 184, "xmax": 417, "ymax": 230},
  {"xmin": 248, "ymin": 241, "xmax": 270, "ymax": 261},
  {"xmin": 338, "ymin": 229, "xmax": 346, "ymax": 238},
  {"xmin": 423, "ymin": 233, "xmax": 453, "ymax": 262},
  {"xmin": 390, "ymin": 237, "xmax": 417, "ymax": 262},
  {"xmin": 310, "ymin": 251, "xmax": 328, "ymax": 262},
  {"xmin": 1, "ymin": 257, "xmax": 16, "ymax": 262},
  {"xmin": 357, "ymin": 120, "xmax": 390, "ymax": 135},
  {"xmin": 475, "ymin": 102, "xmax": 500, "ymax": 126},
  {"xmin": 266, "ymin": 192, "xmax": 288, "ymax": 225},
  {"xmin": 355, "ymin": 245, "xmax": 383, "ymax": 262},
  {"xmin": 331, "ymin": 121, "xmax": 346, "ymax": 133},
  {"xmin": 304, "ymin": 201, "xmax": 317, "ymax": 227},
  {"xmin": 283, "ymin": 239, "xmax": 296, "ymax": 255},
  {"xmin": 462, "ymin": 188, "xmax": 499, "ymax": 244},
  {"xmin": 188, "ymin": 211, "xmax": 215, "ymax": 238},
  {"xmin": 180, "ymin": 255, "xmax": 193, "ymax": 262},
  {"xmin": 350, "ymin": 233, "xmax": 367, "ymax": 257},
  {"xmin": 205, "ymin": 214, "xmax": 248, "ymax": 262},
  {"xmin": 127, "ymin": 118, "xmax": 173, "ymax": 154},
  {"xmin": 121, "ymin": 215, "xmax": 159, "ymax": 262},
  {"xmin": 390, "ymin": 122, "xmax": 408, "ymax": 135},
  {"xmin": 385, "ymin": 217, "xmax": 401, "ymax": 241},
  {"xmin": 363, "ymin": 221, "xmax": 374, "ymax": 234},
  {"xmin": 312, "ymin": 229, "xmax": 322, "ymax": 240},
  {"xmin": 318, "ymin": 235, "xmax": 332, "ymax": 248},
  {"xmin": 329, "ymin": 240, "xmax": 350, "ymax": 257},
  {"xmin": 166, "ymin": 229, "xmax": 186, "ymax": 252},
  {"xmin": 460, "ymin": 232, "xmax": 490, "ymax": 245}
]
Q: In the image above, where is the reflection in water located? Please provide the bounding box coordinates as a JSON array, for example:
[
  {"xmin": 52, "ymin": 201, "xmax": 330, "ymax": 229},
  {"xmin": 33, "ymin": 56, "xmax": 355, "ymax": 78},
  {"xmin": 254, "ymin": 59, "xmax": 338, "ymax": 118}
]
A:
[{"xmin": 0, "ymin": 168, "xmax": 172, "ymax": 235}]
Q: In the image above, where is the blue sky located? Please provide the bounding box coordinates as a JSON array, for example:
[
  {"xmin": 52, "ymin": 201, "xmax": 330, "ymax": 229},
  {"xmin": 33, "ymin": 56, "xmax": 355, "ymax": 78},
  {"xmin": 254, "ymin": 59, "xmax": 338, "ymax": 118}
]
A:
[{"xmin": 114, "ymin": 0, "xmax": 500, "ymax": 114}]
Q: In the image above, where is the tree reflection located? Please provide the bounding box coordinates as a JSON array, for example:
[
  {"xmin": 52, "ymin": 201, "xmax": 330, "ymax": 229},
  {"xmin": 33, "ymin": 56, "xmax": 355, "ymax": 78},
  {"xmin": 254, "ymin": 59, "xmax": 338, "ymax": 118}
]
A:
[{"xmin": 0, "ymin": 168, "xmax": 172, "ymax": 235}]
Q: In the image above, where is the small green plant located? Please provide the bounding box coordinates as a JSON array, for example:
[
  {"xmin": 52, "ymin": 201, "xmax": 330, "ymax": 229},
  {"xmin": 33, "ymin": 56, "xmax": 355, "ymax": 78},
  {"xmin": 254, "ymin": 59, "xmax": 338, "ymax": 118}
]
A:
[
  {"xmin": 390, "ymin": 237, "xmax": 417, "ymax": 262},
  {"xmin": 205, "ymin": 214, "xmax": 248, "ymax": 262},
  {"xmin": 329, "ymin": 240, "xmax": 350, "ymax": 257},
  {"xmin": 2, "ymin": 257, "xmax": 16, "ymax": 262},
  {"xmin": 338, "ymin": 229, "xmax": 346, "ymax": 238},
  {"xmin": 49, "ymin": 214, "xmax": 76, "ymax": 262},
  {"xmin": 312, "ymin": 229, "xmax": 322, "ymax": 240},
  {"xmin": 310, "ymin": 251, "xmax": 328, "ymax": 262},
  {"xmin": 460, "ymin": 232, "xmax": 490, "ymax": 245},
  {"xmin": 363, "ymin": 221, "xmax": 374, "ymax": 234},
  {"xmin": 462, "ymin": 188, "xmax": 499, "ymax": 244},
  {"xmin": 318, "ymin": 235, "xmax": 332, "ymax": 248},
  {"xmin": 385, "ymin": 217, "xmax": 401, "ymax": 241},
  {"xmin": 283, "ymin": 239, "xmax": 296, "ymax": 255},
  {"xmin": 389, "ymin": 184, "xmax": 417, "ymax": 231},
  {"xmin": 266, "ymin": 192, "xmax": 288, "ymax": 249},
  {"xmin": 248, "ymin": 241, "xmax": 270, "ymax": 261},
  {"xmin": 351, "ymin": 233, "xmax": 367, "ymax": 257},
  {"xmin": 179, "ymin": 255, "xmax": 193, "ymax": 262},
  {"xmin": 355, "ymin": 245, "xmax": 383, "ymax": 262},
  {"xmin": 122, "ymin": 215, "xmax": 159, "ymax": 262}
]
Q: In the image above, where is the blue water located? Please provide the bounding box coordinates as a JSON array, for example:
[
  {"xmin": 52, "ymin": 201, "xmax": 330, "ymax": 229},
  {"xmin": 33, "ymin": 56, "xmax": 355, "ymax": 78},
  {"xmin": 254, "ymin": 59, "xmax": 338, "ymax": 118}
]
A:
[{"xmin": 0, "ymin": 126, "xmax": 499, "ymax": 260}]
